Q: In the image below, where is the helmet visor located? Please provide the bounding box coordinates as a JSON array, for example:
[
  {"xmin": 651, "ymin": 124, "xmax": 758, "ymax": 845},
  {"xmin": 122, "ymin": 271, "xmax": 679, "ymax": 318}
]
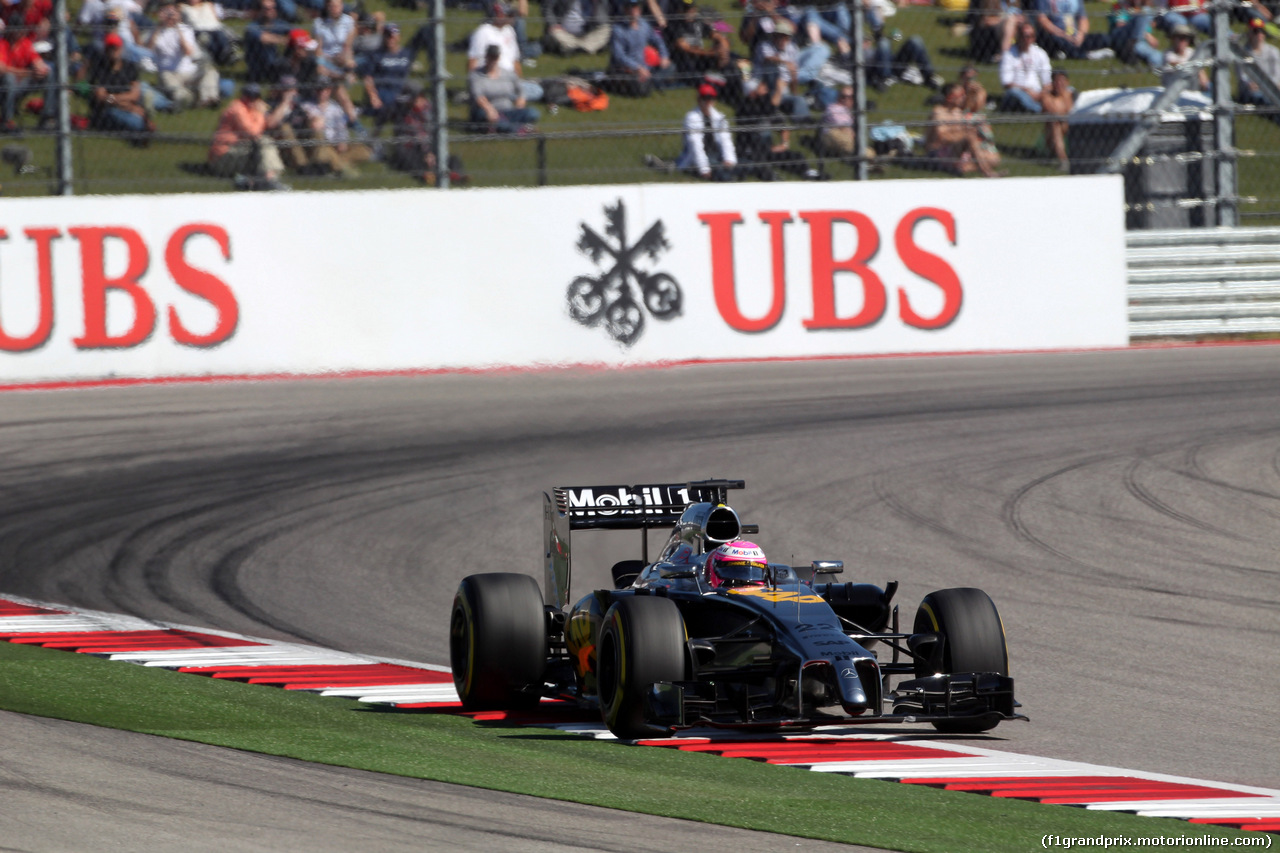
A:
[{"xmin": 713, "ymin": 559, "xmax": 767, "ymax": 584}]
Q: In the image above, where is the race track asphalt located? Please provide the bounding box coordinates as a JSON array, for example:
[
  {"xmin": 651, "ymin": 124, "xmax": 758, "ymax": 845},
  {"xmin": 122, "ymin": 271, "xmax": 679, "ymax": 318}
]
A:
[
  {"xmin": 1, "ymin": 344, "xmax": 1278, "ymax": 848},
  {"xmin": 0, "ymin": 711, "xmax": 862, "ymax": 853}
]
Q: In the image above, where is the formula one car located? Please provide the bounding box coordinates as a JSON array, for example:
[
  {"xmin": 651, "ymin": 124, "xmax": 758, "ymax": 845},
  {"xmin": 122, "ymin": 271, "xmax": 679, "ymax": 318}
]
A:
[{"xmin": 450, "ymin": 480, "xmax": 1024, "ymax": 739}]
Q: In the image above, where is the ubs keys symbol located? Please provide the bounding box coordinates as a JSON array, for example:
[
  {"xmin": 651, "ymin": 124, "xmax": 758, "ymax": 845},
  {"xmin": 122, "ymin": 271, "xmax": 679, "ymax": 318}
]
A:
[{"xmin": 567, "ymin": 199, "xmax": 681, "ymax": 346}]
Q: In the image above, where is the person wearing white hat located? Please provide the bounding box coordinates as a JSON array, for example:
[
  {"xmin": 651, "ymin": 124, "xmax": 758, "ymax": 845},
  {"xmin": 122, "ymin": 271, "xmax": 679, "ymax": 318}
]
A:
[
  {"xmin": 1160, "ymin": 24, "xmax": 1207, "ymax": 91},
  {"xmin": 752, "ymin": 16, "xmax": 827, "ymax": 118}
]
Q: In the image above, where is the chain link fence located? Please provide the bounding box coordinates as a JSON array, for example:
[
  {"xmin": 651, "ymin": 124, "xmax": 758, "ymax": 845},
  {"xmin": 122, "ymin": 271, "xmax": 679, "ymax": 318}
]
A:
[{"xmin": 4, "ymin": 0, "xmax": 1280, "ymax": 225}]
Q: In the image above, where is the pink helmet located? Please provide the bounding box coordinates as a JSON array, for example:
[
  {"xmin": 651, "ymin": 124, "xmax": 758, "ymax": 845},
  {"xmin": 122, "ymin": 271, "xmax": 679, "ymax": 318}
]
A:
[{"xmin": 706, "ymin": 540, "xmax": 768, "ymax": 588}]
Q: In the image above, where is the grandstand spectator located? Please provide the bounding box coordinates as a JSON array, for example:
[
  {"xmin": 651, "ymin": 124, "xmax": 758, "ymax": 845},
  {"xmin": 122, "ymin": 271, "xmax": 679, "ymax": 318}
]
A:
[
  {"xmin": 1157, "ymin": 0, "xmax": 1210, "ymax": 36},
  {"xmin": 0, "ymin": 22, "xmax": 54, "ymax": 131},
  {"xmin": 178, "ymin": 0, "xmax": 237, "ymax": 66},
  {"xmin": 735, "ymin": 76, "xmax": 781, "ymax": 178},
  {"xmin": 283, "ymin": 25, "xmax": 357, "ymax": 125},
  {"xmin": 3, "ymin": 0, "xmax": 51, "ymax": 40},
  {"xmin": 302, "ymin": 79, "xmax": 370, "ymax": 176},
  {"xmin": 312, "ymin": 0, "xmax": 355, "ymax": 72},
  {"xmin": 1161, "ymin": 24, "xmax": 1207, "ymax": 90},
  {"xmin": 1106, "ymin": 0, "xmax": 1162, "ymax": 70},
  {"xmin": 85, "ymin": 32, "xmax": 156, "ymax": 139},
  {"xmin": 998, "ymin": 22, "xmax": 1051, "ymax": 112},
  {"xmin": 264, "ymin": 73, "xmax": 308, "ymax": 172},
  {"xmin": 1239, "ymin": 0, "xmax": 1272, "ymax": 26},
  {"xmin": 351, "ymin": 11, "xmax": 384, "ymax": 64},
  {"xmin": 753, "ymin": 17, "xmax": 827, "ymax": 117},
  {"xmin": 1040, "ymin": 68, "xmax": 1072, "ymax": 170},
  {"xmin": 959, "ymin": 63, "xmax": 988, "ymax": 111},
  {"xmin": 146, "ymin": 2, "xmax": 223, "ymax": 109},
  {"xmin": 816, "ymin": 82, "xmax": 854, "ymax": 157},
  {"xmin": 41, "ymin": 19, "xmax": 83, "ymax": 87},
  {"xmin": 78, "ymin": 0, "xmax": 150, "ymax": 40},
  {"xmin": 386, "ymin": 81, "xmax": 468, "ymax": 184},
  {"xmin": 739, "ymin": 0, "xmax": 774, "ymax": 53},
  {"xmin": 282, "ymin": 27, "xmax": 323, "ymax": 96},
  {"xmin": 468, "ymin": 1, "xmax": 517, "ymax": 70},
  {"xmin": 468, "ymin": 1, "xmax": 542, "ymax": 102},
  {"xmin": 607, "ymin": 0, "xmax": 667, "ymax": 28},
  {"xmin": 736, "ymin": 76, "xmax": 821, "ymax": 179},
  {"xmin": 404, "ymin": 23, "xmax": 437, "ymax": 80},
  {"xmin": 388, "ymin": 81, "xmax": 431, "ymax": 180},
  {"xmin": 799, "ymin": 1, "xmax": 851, "ymax": 58},
  {"xmin": 864, "ymin": 30, "xmax": 944, "ymax": 91},
  {"xmin": 960, "ymin": 63, "xmax": 996, "ymax": 155},
  {"xmin": 609, "ymin": 0, "xmax": 674, "ymax": 96},
  {"xmin": 360, "ymin": 23, "xmax": 412, "ymax": 130},
  {"xmin": 244, "ymin": 0, "xmax": 291, "ymax": 83},
  {"xmin": 652, "ymin": 83, "xmax": 738, "ymax": 180},
  {"xmin": 97, "ymin": 2, "xmax": 155, "ymax": 70},
  {"xmin": 969, "ymin": 0, "xmax": 1019, "ymax": 64},
  {"xmin": 1238, "ymin": 17, "xmax": 1280, "ymax": 114},
  {"xmin": 208, "ymin": 82, "xmax": 290, "ymax": 188},
  {"xmin": 666, "ymin": 0, "xmax": 733, "ymax": 80},
  {"xmin": 1032, "ymin": 0, "xmax": 1113, "ymax": 60},
  {"xmin": 469, "ymin": 43, "xmax": 539, "ymax": 132},
  {"xmin": 509, "ymin": 0, "xmax": 540, "ymax": 61},
  {"xmin": 926, "ymin": 81, "xmax": 1001, "ymax": 177},
  {"xmin": 541, "ymin": 0, "xmax": 610, "ymax": 56}
]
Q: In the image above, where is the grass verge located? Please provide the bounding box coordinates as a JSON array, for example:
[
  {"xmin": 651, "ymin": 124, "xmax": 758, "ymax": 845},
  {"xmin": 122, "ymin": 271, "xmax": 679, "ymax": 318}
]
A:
[{"xmin": 0, "ymin": 639, "xmax": 1253, "ymax": 852}]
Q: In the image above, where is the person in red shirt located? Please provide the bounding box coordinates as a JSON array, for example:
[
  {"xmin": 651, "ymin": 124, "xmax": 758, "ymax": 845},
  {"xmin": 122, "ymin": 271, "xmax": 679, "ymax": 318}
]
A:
[
  {"xmin": 0, "ymin": 24, "xmax": 54, "ymax": 130},
  {"xmin": 2, "ymin": 0, "xmax": 52, "ymax": 40},
  {"xmin": 208, "ymin": 81, "xmax": 292, "ymax": 189}
]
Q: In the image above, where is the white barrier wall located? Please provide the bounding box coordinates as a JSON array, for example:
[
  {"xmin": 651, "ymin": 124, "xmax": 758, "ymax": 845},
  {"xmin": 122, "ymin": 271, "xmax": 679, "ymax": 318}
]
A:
[{"xmin": 0, "ymin": 176, "xmax": 1127, "ymax": 383}]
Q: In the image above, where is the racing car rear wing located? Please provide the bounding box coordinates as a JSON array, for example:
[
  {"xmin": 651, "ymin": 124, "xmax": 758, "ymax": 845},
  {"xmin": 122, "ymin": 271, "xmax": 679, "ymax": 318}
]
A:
[
  {"xmin": 543, "ymin": 480, "xmax": 751, "ymax": 609},
  {"xmin": 553, "ymin": 481, "xmax": 745, "ymax": 530}
]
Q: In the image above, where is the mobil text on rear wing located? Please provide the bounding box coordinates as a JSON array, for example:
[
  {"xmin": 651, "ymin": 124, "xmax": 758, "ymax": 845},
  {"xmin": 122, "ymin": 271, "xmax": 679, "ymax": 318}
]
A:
[{"xmin": 552, "ymin": 480, "xmax": 746, "ymax": 530}]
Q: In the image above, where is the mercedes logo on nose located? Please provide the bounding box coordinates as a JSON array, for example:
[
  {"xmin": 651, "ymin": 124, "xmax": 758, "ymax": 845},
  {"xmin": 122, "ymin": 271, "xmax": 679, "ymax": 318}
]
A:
[{"xmin": 840, "ymin": 668, "xmax": 857, "ymax": 679}]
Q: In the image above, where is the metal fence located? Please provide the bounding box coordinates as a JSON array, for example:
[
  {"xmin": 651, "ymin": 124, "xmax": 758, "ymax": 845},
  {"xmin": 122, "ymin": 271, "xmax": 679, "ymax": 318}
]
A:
[{"xmin": 5, "ymin": 0, "xmax": 1280, "ymax": 225}]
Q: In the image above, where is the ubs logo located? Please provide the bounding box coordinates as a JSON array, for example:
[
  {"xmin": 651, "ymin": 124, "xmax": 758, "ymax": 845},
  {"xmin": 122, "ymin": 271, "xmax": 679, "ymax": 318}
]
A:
[{"xmin": 566, "ymin": 199, "xmax": 681, "ymax": 346}]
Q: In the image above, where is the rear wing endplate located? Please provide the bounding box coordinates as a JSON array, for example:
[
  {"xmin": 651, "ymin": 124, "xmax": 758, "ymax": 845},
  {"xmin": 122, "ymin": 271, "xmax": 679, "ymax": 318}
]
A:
[{"xmin": 543, "ymin": 480, "xmax": 746, "ymax": 609}]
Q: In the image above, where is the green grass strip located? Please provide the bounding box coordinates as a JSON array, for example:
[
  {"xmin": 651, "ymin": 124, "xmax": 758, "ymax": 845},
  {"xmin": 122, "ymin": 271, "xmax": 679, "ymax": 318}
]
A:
[{"xmin": 0, "ymin": 640, "xmax": 1253, "ymax": 852}]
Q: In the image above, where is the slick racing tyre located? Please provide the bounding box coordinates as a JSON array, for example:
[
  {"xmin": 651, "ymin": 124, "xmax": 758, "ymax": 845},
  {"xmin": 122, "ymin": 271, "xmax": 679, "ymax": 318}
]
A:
[
  {"xmin": 913, "ymin": 587, "xmax": 1009, "ymax": 733},
  {"xmin": 597, "ymin": 595, "xmax": 686, "ymax": 740},
  {"xmin": 450, "ymin": 573, "xmax": 546, "ymax": 710}
]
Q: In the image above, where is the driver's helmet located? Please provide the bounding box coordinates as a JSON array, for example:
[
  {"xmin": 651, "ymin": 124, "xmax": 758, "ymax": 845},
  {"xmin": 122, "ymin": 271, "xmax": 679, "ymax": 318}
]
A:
[{"xmin": 706, "ymin": 540, "xmax": 769, "ymax": 588}]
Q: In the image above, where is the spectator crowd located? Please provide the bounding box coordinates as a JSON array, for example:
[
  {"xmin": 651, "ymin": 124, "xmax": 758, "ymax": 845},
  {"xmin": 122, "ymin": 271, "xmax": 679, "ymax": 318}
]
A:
[{"xmin": 5, "ymin": 0, "xmax": 1280, "ymax": 188}]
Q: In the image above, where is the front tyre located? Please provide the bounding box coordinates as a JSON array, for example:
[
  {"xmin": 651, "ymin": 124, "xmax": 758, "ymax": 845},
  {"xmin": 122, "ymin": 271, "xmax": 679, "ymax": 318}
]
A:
[
  {"xmin": 597, "ymin": 595, "xmax": 686, "ymax": 739},
  {"xmin": 450, "ymin": 573, "xmax": 547, "ymax": 710},
  {"xmin": 913, "ymin": 587, "xmax": 1008, "ymax": 733}
]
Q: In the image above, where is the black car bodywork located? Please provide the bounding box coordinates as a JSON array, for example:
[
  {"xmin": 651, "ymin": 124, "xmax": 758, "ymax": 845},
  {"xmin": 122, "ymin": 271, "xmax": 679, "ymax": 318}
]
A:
[{"xmin": 450, "ymin": 479, "xmax": 1024, "ymax": 739}]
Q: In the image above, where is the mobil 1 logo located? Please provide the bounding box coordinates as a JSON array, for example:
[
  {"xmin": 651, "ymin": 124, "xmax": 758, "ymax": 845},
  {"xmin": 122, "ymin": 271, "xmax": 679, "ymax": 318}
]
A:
[{"xmin": 557, "ymin": 483, "xmax": 718, "ymax": 517}]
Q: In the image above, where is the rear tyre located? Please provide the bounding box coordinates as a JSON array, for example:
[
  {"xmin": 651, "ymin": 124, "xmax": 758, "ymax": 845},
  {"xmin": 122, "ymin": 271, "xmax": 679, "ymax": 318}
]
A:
[
  {"xmin": 450, "ymin": 573, "xmax": 547, "ymax": 710},
  {"xmin": 597, "ymin": 595, "xmax": 686, "ymax": 740},
  {"xmin": 913, "ymin": 587, "xmax": 1008, "ymax": 733}
]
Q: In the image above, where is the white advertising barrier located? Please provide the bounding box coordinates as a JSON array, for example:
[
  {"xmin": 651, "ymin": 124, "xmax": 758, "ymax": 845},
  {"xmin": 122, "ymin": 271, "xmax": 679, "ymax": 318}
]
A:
[{"xmin": 0, "ymin": 176, "xmax": 1127, "ymax": 383}]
